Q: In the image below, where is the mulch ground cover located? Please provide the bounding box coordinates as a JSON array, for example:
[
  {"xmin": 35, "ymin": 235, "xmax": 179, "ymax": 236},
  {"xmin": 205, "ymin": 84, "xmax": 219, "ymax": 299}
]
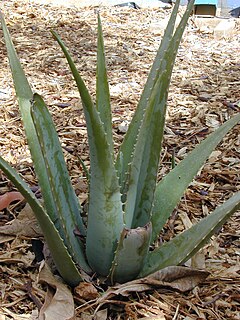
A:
[{"xmin": 0, "ymin": 0, "xmax": 239, "ymax": 319}]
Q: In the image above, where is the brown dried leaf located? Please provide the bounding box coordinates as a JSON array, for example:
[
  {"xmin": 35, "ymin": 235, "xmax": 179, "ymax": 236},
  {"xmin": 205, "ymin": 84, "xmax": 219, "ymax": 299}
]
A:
[
  {"xmin": 141, "ymin": 266, "xmax": 210, "ymax": 292},
  {"xmin": 38, "ymin": 262, "xmax": 76, "ymax": 320},
  {"xmin": 0, "ymin": 204, "xmax": 42, "ymax": 238},
  {"xmin": 74, "ymin": 282, "xmax": 99, "ymax": 301},
  {"xmin": 0, "ymin": 191, "xmax": 24, "ymax": 211},
  {"xmin": 83, "ymin": 266, "xmax": 210, "ymax": 311}
]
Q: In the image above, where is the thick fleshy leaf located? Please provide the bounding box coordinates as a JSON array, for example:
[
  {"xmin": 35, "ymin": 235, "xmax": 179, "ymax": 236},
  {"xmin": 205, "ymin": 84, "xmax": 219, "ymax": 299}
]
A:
[
  {"xmin": 140, "ymin": 191, "xmax": 240, "ymax": 277},
  {"xmin": 151, "ymin": 113, "xmax": 240, "ymax": 242},
  {"xmin": 123, "ymin": 74, "xmax": 167, "ymax": 228},
  {"xmin": 31, "ymin": 93, "xmax": 90, "ymax": 273},
  {"xmin": 110, "ymin": 223, "xmax": 152, "ymax": 284},
  {"xmin": 124, "ymin": 0, "xmax": 195, "ymax": 228},
  {"xmin": 0, "ymin": 13, "xmax": 59, "ymax": 226},
  {"xmin": 52, "ymin": 30, "xmax": 124, "ymax": 276},
  {"xmin": 0, "ymin": 156, "xmax": 82, "ymax": 287},
  {"xmin": 96, "ymin": 14, "xmax": 113, "ymax": 151},
  {"xmin": 115, "ymin": 0, "xmax": 193, "ymax": 196}
]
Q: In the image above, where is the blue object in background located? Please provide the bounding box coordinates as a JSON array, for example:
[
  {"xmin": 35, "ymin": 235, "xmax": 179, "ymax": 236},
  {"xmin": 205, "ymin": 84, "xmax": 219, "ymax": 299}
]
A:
[{"xmin": 194, "ymin": 0, "xmax": 217, "ymax": 4}]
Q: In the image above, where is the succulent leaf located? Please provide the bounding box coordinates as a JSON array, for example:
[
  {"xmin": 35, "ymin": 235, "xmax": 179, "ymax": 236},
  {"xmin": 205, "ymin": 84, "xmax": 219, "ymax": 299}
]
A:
[
  {"xmin": 0, "ymin": 156, "xmax": 82, "ymax": 287},
  {"xmin": 52, "ymin": 30, "xmax": 124, "ymax": 276},
  {"xmin": 124, "ymin": 72, "xmax": 168, "ymax": 228},
  {"xmin": 124, "ymin": 0, "xmax": 195, "ymax": 228},
  {"xmin": 140, "ymin": 191, "xmax": 240, "ymax": 277},
  {"xmin": 0, "ymin": 13, "xmax": 63, "ymax": 227},
  {"xmin": 151, "ymin": 113, "xmax": 240, "ymax": 242},
  {"xmin": 115, "ymin": 0, "xmax": 192, "ymax": 197},
  {"xmin": 31, "ymin": 93, "xmax": 90, "ymax": 273},
  {"xmin": 110, "ymin": 223, "xmax": 152, "ymax": 284},
  {"xmin": 96, "ymin": 14, "xmax": 113, "ymax": 152}
]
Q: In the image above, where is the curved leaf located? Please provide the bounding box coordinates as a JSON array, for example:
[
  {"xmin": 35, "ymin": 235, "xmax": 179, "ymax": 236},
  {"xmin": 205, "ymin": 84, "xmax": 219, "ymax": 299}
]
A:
[
  {"xmin": 31, "ymin": 93, "xmax": 90, "ymax": 273},
  {"xmin": 110, "ymin": 223, "xmax": 152, "ymax": 284},
  {"xmin": 124, "ymin": 0, "xmax": 195, "ymax": 228},
  {"xmin": 140, "ymin": 191, "xmax": 240, "ymax": 277},
  {"xmin": 52, "ymin": 30, "xmax": 124, "ymax": 276},
  {"xmin": 115, "ymin": 0, "xmax": 194, "ymax": 196},
  {"xmin": 0, "ymin": 156, "xmax": 82, "ymax": 287},
  {"xmin": 151, "ymin": 113, "xmax": 240, "ymax": 242},
  {"xmin": 0, "ymin": 13, "xmax": 60, "ymax": 228},
  {"xmin": 96, "ymin": 14, "xmax": 113, "ymax": 151},
  {"xmin": 124, "ymin": 74, "xmax": 167, "ymax": 228}
]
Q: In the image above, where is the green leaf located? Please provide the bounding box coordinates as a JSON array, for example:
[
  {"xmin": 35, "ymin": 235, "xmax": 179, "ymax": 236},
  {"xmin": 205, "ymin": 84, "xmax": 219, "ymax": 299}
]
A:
[
  {"xmin": 124, "ymin": 71, "xmax": 168, "ymax": 228},
  {"xmin": 110, "ymin": 223, "xmax": 152, "ymax": 284},
  {"xmin": 124, "ymin": 0, "xmax": 195, "ymax": 228},
  {"xmin": 0, "ymin": 156, "xmax": 82, "ymax": 287},
  {"xmin": 31, "ymin": 93, "xmax": 90, "ymax": 273},
  {"xmin": 115, "ymin": 0, "xmax": 193, "ymax": 196},
  {"xmin": 0, "ymin": 13, "xmax": 61, "ymax": 229},
  {"xmin": 77, "ymin": 155, "xmax": 90, "ymax": 183},
  {"xmin": 96, "ymin": 14, "xmax": 113, "ymax": 152},
  {"xmin": 151, "ymin": 113, "xmax": 240, "ymax": 242},
  {"xmin": 140, "ymin": 191, "xmax": 240, "ymax": 277},
  {"xmin": 52, "ymin": 30, "xmax": 124, "ymax": 276}
]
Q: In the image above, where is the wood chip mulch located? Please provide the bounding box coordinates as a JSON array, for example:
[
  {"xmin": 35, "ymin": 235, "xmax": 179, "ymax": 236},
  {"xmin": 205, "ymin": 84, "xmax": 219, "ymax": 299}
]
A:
[{"xmin": 0, "ymin": 0, "xmax": 239, "ymax": 319}]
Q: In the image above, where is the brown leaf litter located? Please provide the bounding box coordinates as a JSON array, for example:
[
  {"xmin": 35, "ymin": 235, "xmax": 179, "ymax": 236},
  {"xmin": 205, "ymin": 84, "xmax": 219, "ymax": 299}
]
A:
[{"xmin": 0, "ymin": 0, "xmax": 240, "ymax": 319}]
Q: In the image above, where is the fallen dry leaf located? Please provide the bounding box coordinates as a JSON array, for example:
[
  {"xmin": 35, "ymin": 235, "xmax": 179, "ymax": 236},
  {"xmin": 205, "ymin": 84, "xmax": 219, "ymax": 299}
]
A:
[
  {"xmin": 78, "ymin": 266, "xmax": 210, "ymax": 312},
  {"xmin": 38, "ymin": 262, "xmax": 76, "ymax": 320},
  {"xmin": 141, "ymin": 266, "xmax": 210, "ymax": 291},
  {"xmin": 0, "ymin": 191, "xmax": 24, "ymax": 211},
  {"xmin": 0, "ymin": 204, "xmax": 42, "ymax": 238},
  {"xmin": 74, "ymin": 282, "xmax": 99, "ymax": 301}
]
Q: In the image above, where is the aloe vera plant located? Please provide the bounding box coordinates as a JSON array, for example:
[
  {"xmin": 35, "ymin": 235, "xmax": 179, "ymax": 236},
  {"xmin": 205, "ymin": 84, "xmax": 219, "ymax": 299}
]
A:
[{"xmin": 1, "ymin": 0, "xmax": 240, "ymax": 287}]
